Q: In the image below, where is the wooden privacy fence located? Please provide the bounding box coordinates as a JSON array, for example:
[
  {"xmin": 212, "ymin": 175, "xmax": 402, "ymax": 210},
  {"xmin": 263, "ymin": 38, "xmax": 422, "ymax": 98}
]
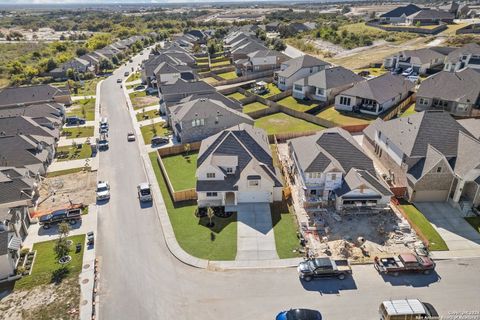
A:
[
  {"xmin": 156, "ymin": 145, "xmax": 200, "ymax": 202},
  {"xmin": 366, "ymin": 21, "xmax": 447, "ymax": 35},
  {"xmin": 214, "ymin": 70, "xmax": 275, "ymax": 87},
  {"xmin": 381, "ymin": 93, "xmax": 416, "ymax": 121}
]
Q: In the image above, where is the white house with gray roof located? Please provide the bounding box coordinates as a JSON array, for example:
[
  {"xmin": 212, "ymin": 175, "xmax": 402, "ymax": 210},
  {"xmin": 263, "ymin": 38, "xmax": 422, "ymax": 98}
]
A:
[
  {"xmin": 444, "ymin": 43, "xmax": 480, "ymax": 72},
  {"xmin": 416, "ymin": 68, "xmax": 480, "ymax": 117},
  {"xmin": 334, "ymin": 73, "xmax": 414, "ymax": 116},
  {"xmin": 196, "ymin": 124, "xmax": 282, "ymax": 209},
  {"xmin": 169, "ymin": 98, "xmax": 254, "ymax": 143},
  {"xmin": 292, "ymin": 66, "xmax": 364, "ymax": 103},
  {"xmin": 275, "ymin": 55, "xmax": 330, "ymax": 91},
  {"xmin": 363, "ymin": 111, "xmax": 480, "ymax": 208},
  {"xmin": 384, "ymin": 48, "xmax": 448, "ymax": 75},
  {"xmin": 288, "ymin": 127, "xmax": 392, "ymax": 212}
]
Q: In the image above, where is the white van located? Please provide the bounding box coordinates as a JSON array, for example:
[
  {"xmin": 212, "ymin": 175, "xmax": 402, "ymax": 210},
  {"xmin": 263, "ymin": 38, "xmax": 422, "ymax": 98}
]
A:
[{"xmin": 379, "ymin": 299, "xmax": 439, "ymax": 320}]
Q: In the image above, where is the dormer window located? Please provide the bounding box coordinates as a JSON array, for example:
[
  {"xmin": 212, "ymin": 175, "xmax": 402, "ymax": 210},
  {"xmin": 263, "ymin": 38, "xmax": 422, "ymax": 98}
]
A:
[
  {"xmin": 436, "ymin": 167, "xmax": 442, "ymax": 173},
  {"xmin": 226, "ymin": 167, "xmax": 233, "ymax": 174},
  {"xmin": 206, "ymin": 173, "xmax": 215, "ymax": 178},
  {"xmin": 191, "ymin": 118, "xmax": 205, "ymax": 127}
]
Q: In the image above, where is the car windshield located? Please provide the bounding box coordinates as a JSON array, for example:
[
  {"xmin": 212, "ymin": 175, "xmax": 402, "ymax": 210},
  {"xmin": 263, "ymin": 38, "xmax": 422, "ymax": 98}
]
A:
[
  {"xmin": 140, "ymin": 188, "xmax": 150, "ymax": 196},
  {"xmin": 97, "ymin": 186, "xmax": 108, "ymax": 192}
]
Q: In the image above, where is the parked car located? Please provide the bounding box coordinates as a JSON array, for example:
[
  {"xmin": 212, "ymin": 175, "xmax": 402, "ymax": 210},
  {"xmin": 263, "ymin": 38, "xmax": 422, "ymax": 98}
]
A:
[
  {"xmin": 379, "ymin": 299, "xmax": 438, "ymax": 320},
  {"xmin": 358, "ymin": 70, "xmax": 370, "ymax": 77},
  {"xmin": 391, "ymin": 67, "xmax": 402, "ymax": 75},
  {"xmin": 276, "ymin": 309, "xmax": 322, "ymax": 320},
  {"xmin": 151, "ymin": 136, "xmax": 169, "ymax": 146},
  {"xmin": 96, "ymin": 181, "xmax": 110, "ymax": 201},
  {"xmin": 117, "ymin": 78, "xmax": 122, "ymax": 83},
  {"xmin": 407, "ymin": 75, "xmax": 419, "ymax": 83},
  {"xmin": 134, "ymin": 85, "xmax": 145, "ymax": 91},
  {"xmin": 146, "ymin": 87, "xmax": 157, "ymax": 95},
  {"xmin": 98, "ymin": 135, "xmax": 109, "ymax": 151},
  {"xmin": 65, "ymin": 116, "xmax": 86, "ymax": 125},
  {"xmin": 401, "ymin": 67, "xmax": 414, "ymax": 76},
  {"xmin": 39, "ymin": 208, "xmax": 82, "ymax": 229},
  {"xmin": 137, "ymin": 182, "xmax": 152, "ymax": 202},
  {"xmin": 127, "ymin": 132, "xmax": 136, "ymax": 141},
  {"xmin": 374, "ymin": 253, "xmax": 435, "ymax": 276},
  {"xmin": 99, "ymin": 117, "xmax": 109, "ymax": 133},
  {"xmin": 124, "ymin": 71, "xmax": 130, "ymax": 77},
  {"xmin": 297, "ymin": 257, "xmax": 352, "ymax": 281}
]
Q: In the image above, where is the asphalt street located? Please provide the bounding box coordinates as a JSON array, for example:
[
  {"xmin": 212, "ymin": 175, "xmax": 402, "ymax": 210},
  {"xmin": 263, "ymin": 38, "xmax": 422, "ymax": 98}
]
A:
[{"xmin": 96, "ymin": 50, "xmax": 480, "ymax": 320}]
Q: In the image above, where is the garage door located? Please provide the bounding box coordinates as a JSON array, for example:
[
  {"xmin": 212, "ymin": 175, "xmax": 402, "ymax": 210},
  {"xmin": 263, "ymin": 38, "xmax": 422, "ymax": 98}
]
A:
[
  {"xmin": 413, "ymin": 190, "xmax": 448, "ymax": 202},
  {"xmin": 237, "ymin": 191, "xmax": 272, "ymax": 203}
]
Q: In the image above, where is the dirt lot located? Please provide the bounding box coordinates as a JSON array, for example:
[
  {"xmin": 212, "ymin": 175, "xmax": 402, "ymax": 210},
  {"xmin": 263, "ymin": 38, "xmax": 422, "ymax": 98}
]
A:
[
  {"xmin": 0, "ymin": 278, "xmax": 80, "ymax": 320},
  {"xmin": 35, "ymin": 171, "xmax": 96, "ymax": 216}
]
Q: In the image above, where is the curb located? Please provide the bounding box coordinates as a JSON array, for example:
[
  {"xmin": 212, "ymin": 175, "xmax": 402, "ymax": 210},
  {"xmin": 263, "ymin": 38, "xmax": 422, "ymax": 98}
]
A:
[{"xmin": 120, "ymin": 62, "xmax": 302, "ymax": 270}]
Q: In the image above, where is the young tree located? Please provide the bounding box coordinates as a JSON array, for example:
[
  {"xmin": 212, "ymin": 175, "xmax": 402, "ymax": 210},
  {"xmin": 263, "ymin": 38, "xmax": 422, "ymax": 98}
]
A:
[
  {"xmin": 206, "ymin": 207, "xmax": 215, "ymax": 228},
  {"xmin": 184, "ymin": 143, "xmax": 191, "ymax": 156},
  {"xmin": 54, "ymin": 222, "xmax": 71, "ymax": 261}
]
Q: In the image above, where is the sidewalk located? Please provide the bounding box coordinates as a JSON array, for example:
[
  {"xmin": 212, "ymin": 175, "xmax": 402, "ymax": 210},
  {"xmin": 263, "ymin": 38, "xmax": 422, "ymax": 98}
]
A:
[
  {"xmin": 137, "ymin": 116, "xmax": 165, "ymax": 127},
  {"xmin": 63, "ymin": 121, "xmax": 96, "ymax": 129},
  {"xmin": 134, "ymin": 104, "xmax": 159, "ymax": 114},
  {"xmin": 72, "ymin": 95, "xmax": 96, "ymax": 101},
  {"xmin": 47, "ymin": 155, "xmax": 98, "ymax": 173},
  {"xmin": 122, "ymin": 81, "xmax": 301, "ymax": 270}
]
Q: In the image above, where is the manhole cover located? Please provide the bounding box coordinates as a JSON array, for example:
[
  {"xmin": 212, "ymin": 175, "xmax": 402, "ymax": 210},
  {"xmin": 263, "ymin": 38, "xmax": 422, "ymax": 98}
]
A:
[
  {"xmin": 83, "ymin": 264, "xmax": 90, "ymax": 269},
  {"xmin": 81, "ymin": 300, "xmax": 88, "ymax": 306},
  {"xmin": 82, "ymin": 278, "xmax": 89, "ymax": 284}
]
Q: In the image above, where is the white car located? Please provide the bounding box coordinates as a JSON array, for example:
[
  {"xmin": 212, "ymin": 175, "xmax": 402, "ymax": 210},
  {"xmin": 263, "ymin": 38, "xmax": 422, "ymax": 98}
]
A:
[
  {"xmin": 96, "ymin": 181, "xmax": 110, "ymax": 201},
  {"xmin": 137, "ymin": 183, "xmax": 152, "ymax": 202},
  {"xmin": 127, "ymin": 132, "xmax": 136, "ymax": 141}
]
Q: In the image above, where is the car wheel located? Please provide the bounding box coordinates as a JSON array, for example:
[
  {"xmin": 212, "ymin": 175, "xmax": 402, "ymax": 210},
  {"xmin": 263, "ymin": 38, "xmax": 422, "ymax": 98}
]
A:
[
  {"xmin": 42, "ymin": 224, "xmax": 50, "ymax": 230},
  {"xmin": 423, "ymin": 269, "xmax": 431, "ymax": 275},
  {"xmin": 303, "ymin": 276, "xmax": 313, "ymax": 282},
  {"xmin": 337, "ymin": 273, "xmax": 346, "ymax": 280}
]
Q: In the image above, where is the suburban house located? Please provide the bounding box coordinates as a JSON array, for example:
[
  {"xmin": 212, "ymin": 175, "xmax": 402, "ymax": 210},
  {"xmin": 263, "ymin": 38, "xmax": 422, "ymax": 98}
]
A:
[
  {"xmin": 363, "ymin": 111, "xmax": 480, "ymax": 211},
  {"xmin": 141, "ymin": 50, "xmax": 196, "ymax": 88},
  {"xmin": 236, "ymin": 49, "xmax": 287, "ymax": 75},
  {"xmin": 186, "ymin": 29, "xmax": 208, "ymax": 44},
  {"xmin": 405, "ymin": 9, "xmax": 455, "ymax": 26},
  {"xmin": 334, "ymin": 73, "xmax": 414, "ymax": 116},
  {"xmin": 0, "ymin": 230, "xmax": 21, "ymax": 280},
  {"xmin": 0, "ymin": 84, "xmax": 71, "ymax": 108},
  {"xmin": 154, "ymin": 62, "xmax": 195, "ymax": 86},
  {"xmin": 265, "ymin": 21, "xmax": 280, "ymax": 32},
  {"xmin": 292, "ymin": 66, "xmax": 364, "ymax": 103},
  {"xmin": 169, "ymin": 97, "xmax": 254, "ymax": 143},
  {"xmin": 288, "ymin": 22, "xmax": 314, "ymax": 34},
  {"xmin": 287, "ymin": 127, "xmax": 392, "ymax": 212},
  {"xmin": 196, "ymin": 124, "xmax": 283, "ymax": 209},
  {"xmin": 0, "ymin": 102, "xmax": 65, "ymax": 127},
  {"xmin": 384, "ymin": 48, "xmax": 449, "ymax": 75},
  {"xmin": 458, "ymin": 118, "xmax": 480, "ymax": 140},
  {"xmin": 443, "ymin": 43, "xmax": 480, "ymax": 72},
  {"xmin": 275, "ymin": 55, "xmax": 330, "ymax": 91},
  {"xmin": 178, "ymin": 91, "xmax": 242, "ymax": 112},
  {"xmin": 48, "ymin": 57, "xmax": 93, "ymax": 79},
  {"xmin": 158, "ymin": 79, "xmax": 215, "ymax": 114},
  {"xmin": 415, "ymin": 68, "xmax": 480, "ymax": 117},
  {"xmin": 379, "ymin": 4, "xmax": 422, "ymax": 24}
]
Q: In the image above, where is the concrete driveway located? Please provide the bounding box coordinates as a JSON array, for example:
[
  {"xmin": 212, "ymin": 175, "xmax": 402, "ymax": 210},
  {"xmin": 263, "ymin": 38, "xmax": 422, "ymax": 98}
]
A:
[
  {"xmin": 415, "ymin": 202, "xmax": 480, "ymax": 255},
  {"xmin": 236, "ymin": 203, "xmax": 278, "ymax": 261}
]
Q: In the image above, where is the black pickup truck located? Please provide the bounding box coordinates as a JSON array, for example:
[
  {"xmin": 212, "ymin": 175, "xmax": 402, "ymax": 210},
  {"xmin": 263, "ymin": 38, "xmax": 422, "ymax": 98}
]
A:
[
  {"xmin": 297, "ymin": 257, "xmax": 352, "ymax": 281},
  {"xmin": 39, "ymin": 208, "xmax": 82, "ymax": 229}
]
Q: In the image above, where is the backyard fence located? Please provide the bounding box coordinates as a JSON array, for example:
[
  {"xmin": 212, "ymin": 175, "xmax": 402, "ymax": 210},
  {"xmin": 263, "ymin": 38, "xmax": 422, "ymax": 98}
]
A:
[
  {"xmin": 381, "ymin": 93, "xmax": 416, "ymax": 121},
  {"xmin": 366, "ymin": 21, "xmax": 447, "ymax": 35},
  {"xmin": 156, "ymin": 145, "xmax": 200, "ymax": 202},
  {"xmin": 214, "ymin": 70, "xmax": 275, "ymax": 87}
]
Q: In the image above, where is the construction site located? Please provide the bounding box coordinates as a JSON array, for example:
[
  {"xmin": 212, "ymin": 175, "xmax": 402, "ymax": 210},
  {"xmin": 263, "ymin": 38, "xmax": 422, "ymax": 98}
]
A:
[{"xmin": 276, "ymin": 142, "xmax": 423, "ymax": 263}]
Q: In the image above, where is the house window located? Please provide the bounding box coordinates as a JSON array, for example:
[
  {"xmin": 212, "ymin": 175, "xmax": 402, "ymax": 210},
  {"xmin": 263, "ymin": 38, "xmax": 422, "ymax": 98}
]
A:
[
  {"xmin": 206, "ymin": 173, "xmax": 215, "ymax": 178},
  {"xmin": 436, "ymin": 167, "xmax": 442, "ymax": 173},
  {"xmin": 226, "ymin": 167, "xmax": 233, "ymax": 174},
  {"xmin": 279, "ymin": 77, "xmax": 285, "ymax": 85},
  {"xmin": 419, "ymin": 98, "xmax": 429, "ymax": 106},
  {"xmin": 294, "ymin": 84, "xmax": 303, "ymax": 92},
  {"xmin": 206, "ymin": 192, "xmax": 218, "ymax": 197},
  {"xmin": 330, "ymin": 173, "xmax": 337, "ymax": 180},
  {"xmin": 339, "ymin": 96, "xmax": 351, "ymax": 106},
  {"xmin": 316, "ymin": 87, "xmax": 325, "ymax": 96},
  {"xmin": 248, "ymin": 180, "xmax": 259, "ymax": 187}
]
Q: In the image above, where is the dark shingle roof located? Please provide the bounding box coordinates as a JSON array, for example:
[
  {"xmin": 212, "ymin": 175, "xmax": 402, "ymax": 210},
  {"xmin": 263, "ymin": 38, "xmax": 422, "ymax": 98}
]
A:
[
  {"xmin": 0, "ymin": 85, "xmax": 68, "ymax": 108},
  {"xmin": 300, "ymin": 66, "xmax": 364, "ymax": 89},
  {"xmin": 161, "ymin": 79, "xmax": 215, "ymax": 96},
  {"xmin": 410, "ymin": 9, "xmax": 455, "ymax": 20},
  {"xmin": 277, "ymin": 55, "xmax": 330, "ymax": 78},
  {"xmin": 380, "ymin": 4, "xmax": 422, "ymax": 18}
]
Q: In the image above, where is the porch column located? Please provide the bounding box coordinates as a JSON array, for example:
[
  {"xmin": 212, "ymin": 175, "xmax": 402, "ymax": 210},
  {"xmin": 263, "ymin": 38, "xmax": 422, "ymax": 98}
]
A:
[{"xmin": 453, "ymin": 179, "xmax": 466, "ymax": 203}]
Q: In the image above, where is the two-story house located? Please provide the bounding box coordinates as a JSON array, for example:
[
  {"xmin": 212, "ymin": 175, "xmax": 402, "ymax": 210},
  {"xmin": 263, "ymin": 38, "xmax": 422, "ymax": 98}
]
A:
[
  {"xmin": 158, "ymin": 79, "xmax": 215, "ymax": 114},
  {"xmin": 236, "ymin": 49, "xmax": 287, "ymax": 75},
  {"xmin": 334, "ymin": 73, "xmax": 414, "ymax": 116},
  {"xmin": 196, "ymin": 124, "xmax": 282, "ymax": 209},
  {"xmin": 288, "ymin": 127, "xmax": 392, "ymax": 212},
  {"xmin": 275, "ymin": 55, "xmax": 330, "ymax": 91},
  {"xmin": 363, "ymin": 111, "xmax": 480, "ymax": 209},
  {"xmin": 169, "ymin": 97, "xmax": 254, "ymax": 143},
  {"xmin": 416, "ymin": 68, "xmax": 480, "ymax": 117},
  {"xmin": 292, "ymin": 66, "xmax": 364, "ymax": 103},
  {"xmin": 444, "ymin": 43, "xmax": 480, "ymax": 72}
]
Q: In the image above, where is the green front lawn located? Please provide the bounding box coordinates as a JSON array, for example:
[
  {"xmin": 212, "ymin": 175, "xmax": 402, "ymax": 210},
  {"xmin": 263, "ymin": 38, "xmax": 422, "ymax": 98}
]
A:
[
  {"xmin": 56, "ymin": 144, "xmax": 93, "ymax": 161},
  {"xmin": 66, "ymin": 98, "xmax": 96, "ymax": 121},
  {"xmin": 149, "ymin": 152, "xmax": 237, "ymax": 260},
  {"xmin": 218, "ymin": 71, "xmax": 238, "ymax": 80},
  {"xmin": 227, "ymin": 92, "xmax": 247, "ymax": 101},
  {"xmin": 250, "ymin": 82, "xmax": 282, "ymax": 98},
  {"xmin": 255, "ymin": 113, "xmax": 325, "ymax": 135},
  {"xmin": 136, "ymin": 109, "xmax": 160, "ymax": 121},
  {"xmin": 61, "ymin": 126, "xmax": 94, "ymax": 139},
  {"xmin": 161, "ymin": 153, "xmax": 198, "ymax": 191},
  {"xmin": 271, "ymin": 202, "xmax": 302, "ymax": 259},
  {"xmin": 401, "ymin": 205, "xmax": 449, "ymax": 251},
  {"xmin": 243, "ymin": 101, "xmax": 269, "ymax": 113},
  {"xmin": 316, "ymin": 106, "xmax": 371, "ymax": 126},
  {"xmin": 400, "ymin": 103, "xmax": 416, "ymax": 118},
  {"xmin": 140, "ymin": 122, "xmax": 169, "ymax": 144},
  {"xmin": 277, "ymin": 96, "xmax": 318, "ymax": 112},
  {"xmin": 126, "ymin": 72, "xmax": 140, "ymax": 83},
  {"xmin": 210, "ymin": 60, "xmax": 231, "ymax": 68},
  {"xmin": 15, "ymin": 235, "xmax": 86, "ymax": 290},
  {"xmin": 465, "ymin": 217, "xmax": 480, "ymax": 233}
]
